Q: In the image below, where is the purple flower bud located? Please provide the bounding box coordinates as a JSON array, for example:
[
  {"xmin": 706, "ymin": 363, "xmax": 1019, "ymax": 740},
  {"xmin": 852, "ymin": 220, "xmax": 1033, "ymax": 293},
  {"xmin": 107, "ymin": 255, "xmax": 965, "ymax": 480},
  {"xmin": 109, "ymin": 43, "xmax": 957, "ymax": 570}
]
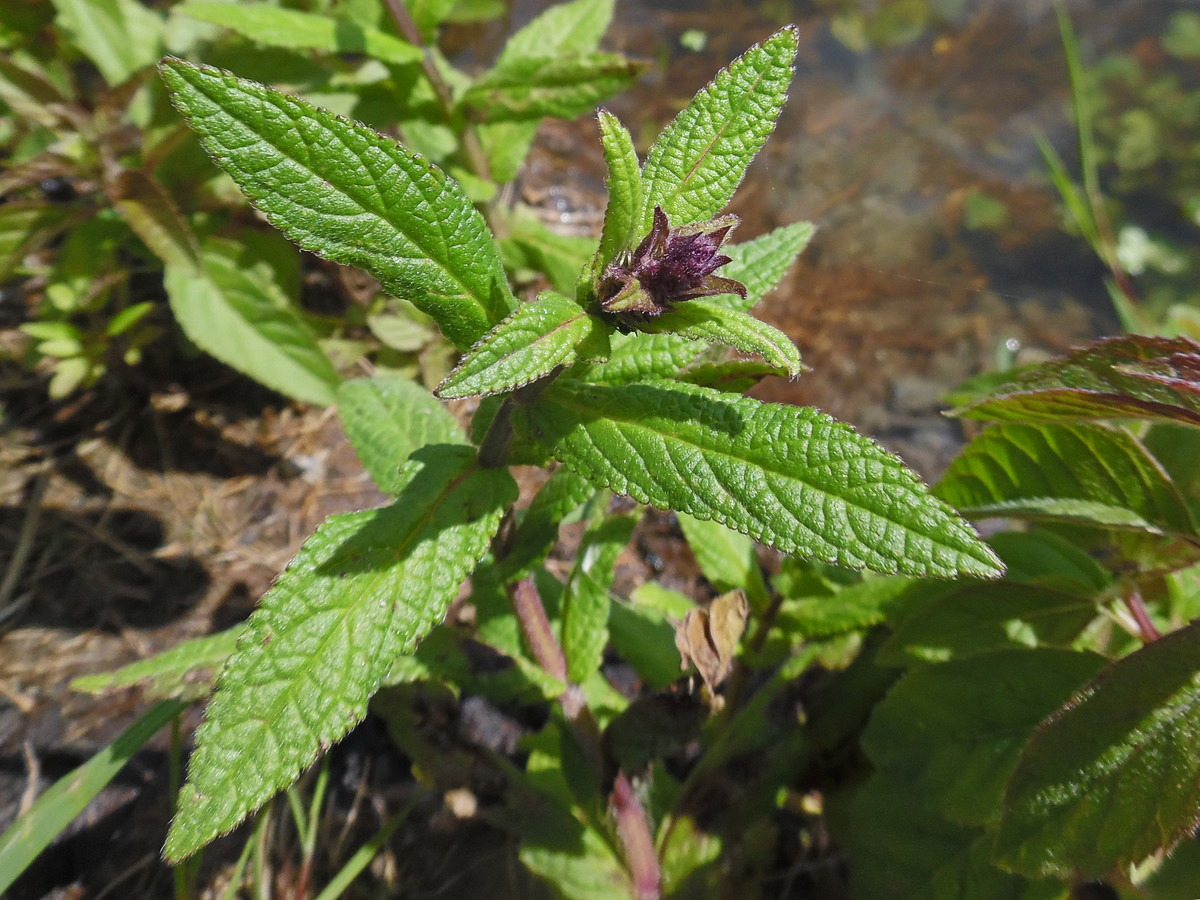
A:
[{"xmin": 598, "ymin": 206, "xmax": 747, "ymax": 328}]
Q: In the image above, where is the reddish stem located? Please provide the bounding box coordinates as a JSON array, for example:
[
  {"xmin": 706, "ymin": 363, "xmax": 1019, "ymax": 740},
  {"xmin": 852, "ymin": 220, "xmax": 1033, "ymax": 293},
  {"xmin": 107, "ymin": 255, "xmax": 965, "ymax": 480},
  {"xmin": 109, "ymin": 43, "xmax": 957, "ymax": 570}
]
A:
[
  {"xmin": 511, "ymin": 577, "xmax": 568, "ymax": 682},
  {"xmin": 1125, "ymin": 588, "xmax": 1161, "ymax": 643},
  {"xmin": 612, "ymin": 773, "xmax": 660, "ymax": 900}
]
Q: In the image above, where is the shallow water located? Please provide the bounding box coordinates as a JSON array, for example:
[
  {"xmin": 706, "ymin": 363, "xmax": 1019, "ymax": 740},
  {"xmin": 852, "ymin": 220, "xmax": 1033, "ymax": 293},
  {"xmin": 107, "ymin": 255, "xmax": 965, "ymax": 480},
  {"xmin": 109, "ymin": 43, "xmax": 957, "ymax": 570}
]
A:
[{"xmin": 489, "ymin": 0, "xmax": 1193, "ymax": 476}]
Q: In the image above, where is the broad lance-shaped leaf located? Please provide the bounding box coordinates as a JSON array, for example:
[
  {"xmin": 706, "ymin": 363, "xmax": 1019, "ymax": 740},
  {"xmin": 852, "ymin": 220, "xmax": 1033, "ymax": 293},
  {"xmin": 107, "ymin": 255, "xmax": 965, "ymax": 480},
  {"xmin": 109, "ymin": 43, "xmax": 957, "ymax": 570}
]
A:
[
  {"xmin": 935, "ymin": 422, "xmax": 1195, "ymax": 537},
  {"xmin": 595, "ymin": 109, "xmax": 643, "ymax": 278},
  {"xmin": 996, "ymin": 620, "xmax": 1200, "ymax": 877},
  {"xmin": 461, "ymin": 53, "xmax": 644, "ymax": 124},
  {"xmin": 639, "ymin": 26, "xmax": 798, "ymax": 230},
  {"xmin": 951, "ymin": 334, "xmax": 1200, "ymax": 426},
  {"xmin": 639, "ymin": 300, "xmax": 804, "ymax": 378},
  {"xmin": 514, "ymin": 380, "xmax": 1003, "ymax": 578},
  {"xmin": 164, "ymin": 446, "xmax": 516, "ymax": 860},
  {"xmin": 176, "ymin": 1, "xmax": 423, "ymax": 64},
  {"xmin": 159, "ymin": 59, "xmax": 514, "ymax": 350},
  {"xmin": 164, "ymin": 237, "xmax": 340, "ymax": 406},
  {"xmin": 337, "ymin": 376, "xmax": 464, "ymax": 496},
  {"xmin": 865, "ymin": 648, "xmax": 1108, "ymax": 828},
  {"xmin": 437, "ymin": 292, "xmax": 610, "ymax": 399}
]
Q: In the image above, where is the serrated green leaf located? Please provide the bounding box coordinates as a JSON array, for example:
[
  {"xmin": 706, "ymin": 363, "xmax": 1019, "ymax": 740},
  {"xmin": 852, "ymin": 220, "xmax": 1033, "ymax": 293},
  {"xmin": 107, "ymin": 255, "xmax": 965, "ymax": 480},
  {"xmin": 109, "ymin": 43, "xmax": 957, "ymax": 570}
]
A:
[
  {"xmin": 580, "ymin": 331, "xmax": 708, "ymax": 385},
  {"xmin": 175, "ymin": 1, "xmax": 423, "ymax": 64},
  {"xmin": 476, "ymin": 0, "xmax": 616, "ymax": 182},
  {"xmin": 514, "ymin": 380, "xmax": 1003, "ymax": 578},
  {"xmin": 561, "ymin": 514, "xmax": 636, "ymax": 684},
  {"xmin": 165, "ymin": 446, "xmax": 516, "ymax": 860},
  {"xmin": 877, "ymin": 583, "xmax": 1098, "ymax": 665},
  {"xmin": 52, "ymin": 0, "xmax": 162, "ymax": 85},
  {"xmin": 865, "ymin": 649, "xmax": 1108, "ymax": 828},
  {"xmin": 950, "ymin": 335, "xmax": 1200, "ymax": 427},
  {"xmin": 436, "ymin": 292, "xmax": 610, "ymax": 399},
  {"xmin": 677, "ymin": 512, "xmax": 770, "ymax": 613},
  {"xmin": 987, "ymin": 530, "xmax": 1112, "ymax": 595},
  {"xmin": 936, "ymin": 423, "xmax": 1195, "ymax": 537},
  {"xmin": 165, "ymin": 236, "xmax": 340, "ymax": 406},
  {"xmin": 721, "ymin": 221, "xmax": 815, "ymax": 312},
  {"xmin": 595, "ymin": 109, "xmax": 642, "ymax": 274},
  {"xmin": 640, "ymin": 26, "xmax": 798, "ymax": 229},
  {"xmin": 159, "ymin": 59, "xmax": 514, "ymax": 350},
  {"xmin": 520, "ymin": 821, "xmax": 629, "ymax": 900},
  {"xmin": 639, "ymin": 300, "xmax": 804, "ymax": 377},
  {"xmin": 462, "ymin": 53, "xmax": 644, "ymax": 123},
  {"xmin": 497, "ymin": 0, "xmax": 614, "ymax": 65},
  {"xmin": 71, "ymin": 626, "xmax": 244, "ymax": 702},
  {"xmin": 0, "ymin": 700, "xmax": 185, "ymax": 896},
  {"xmin": 336, "ymin": 376, "xmax": 463, "ymax": 495},
  {"xmin": 996, "ymin": 620, "xmax": 1200, "ymax": 877},
  {"xmin": 679, "ymin": 358, "xmax": 783, "ymax": 392},
  {"xmin": 500, "ymin": 466, "xmax": 596, "ymax": 580}
]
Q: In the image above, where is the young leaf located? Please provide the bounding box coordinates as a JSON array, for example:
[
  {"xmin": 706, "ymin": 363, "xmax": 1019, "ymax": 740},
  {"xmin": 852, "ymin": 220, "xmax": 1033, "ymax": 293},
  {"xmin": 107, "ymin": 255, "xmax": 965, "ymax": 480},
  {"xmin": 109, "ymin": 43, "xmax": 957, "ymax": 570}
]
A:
[
  {"xmin": 595, "ymin": 109, "xmax": 643, "ymax": 274},
  {"xmin": 514, "ymin": 379, "xmax": 1003, "ymax": 578},
  {"xmin": 164, "ymin": 447, "xmax": 517, "ymax": 860},
  {"xmin": 461, "ymin": 54, "xmax": 645, "ymax": 123},
  {"xmin": 951, "ymin": 334, "xmax": 1200, "ymax": 427},
  {"xmin": 639, "ymin": 26, "xmax": 798, "ymax": 230},
  {"xmin": 638, "ymin": 300, "xmax": 804, "ymax": 378},
  {"xmin": 499, "ymin": 467, "xmax": 596, "ymax": 580},
  {"xmin": 561, "ymin": 514, "xmax": 637, "ymax": 684},
  {"xmin": 159, "ymin": 59, "xmax": 515, "ymax": 350},
  {"xmin": 496, "ymin": 0, "xmax": 614, "ymax": 65},
  {"xmin": 337, "ymin": 376, "xmax": 464, "ymax": 495},
  {"xmin": 164, "ymin": 237, "xmax": 340, "ymax": 406},
  {"xmin": 175, "ymin": 1, "xmax": 424, "ymax": 65},
  {"xmin": 864, "ymin": 648, "xmax": 1107, "ymax": 828},
  {"xmin": 478, "ymin": 0, "xmax": 617, "ymax": 182},
  {"xmin": 935, "ymin": 422, "xmax": 1196, "ymax": 537},
  {"xmin": 71, "ymin": 626, "xmax": 244, "ymax": 702},
  {"xmin": 580, "ymin": 332, "xmax": 708, "ymax": 385},
  {"xmin": 436, "ymin": 292, "xmax": 610, "ymax": 399},
  {"xmin": 996, "ymin": 620, "xmax": 1200, "ymax": 877}
]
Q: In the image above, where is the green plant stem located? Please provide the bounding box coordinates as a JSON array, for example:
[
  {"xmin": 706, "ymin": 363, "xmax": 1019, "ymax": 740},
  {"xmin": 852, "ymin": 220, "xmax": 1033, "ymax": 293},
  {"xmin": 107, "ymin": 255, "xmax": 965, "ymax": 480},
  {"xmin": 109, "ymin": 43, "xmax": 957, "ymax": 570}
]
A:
[
  {"xmin": 381, "ymin": 0, "xmax": 493, "ymax": 187},
  {"xmin": 611, "ymin": 772, "xmax": 661, "ymax": 900}
]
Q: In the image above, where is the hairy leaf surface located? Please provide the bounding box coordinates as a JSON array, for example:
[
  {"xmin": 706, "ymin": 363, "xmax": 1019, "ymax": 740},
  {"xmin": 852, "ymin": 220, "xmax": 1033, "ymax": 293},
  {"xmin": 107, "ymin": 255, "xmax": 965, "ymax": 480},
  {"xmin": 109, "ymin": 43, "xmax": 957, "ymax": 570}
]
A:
[
  {"xmin": 595, "ymin": 109, "xmax": 643, "ymax": 274},
  {"xmin": 561, "ymin": 515, "xmax": 637, "ymax": 684},
  {"xmin": 997, "ymin": 621, "xmax": 1200, "ymax": 877},
  {"xmin": 165, "ymin": 447, "xmax": 516, "ymax": 860},
  {"xmin": 640, "ymin": 300, "xmax": 804, "ymax": 377},
  {"xmin": 514, "ymin": 380, "xmax": 1003, "ymax": 577},
  {"xmin": 337, "ymin": 376, "xmax": 464, "ymax": 495},
  {"xmin": 640, "ymin": 27, "xmax": 798, "ymax": 229},
  {"xmin": 952, "ymin": 334, "xmax": 1200, "ymax": 426},
  {"xmin": 160, "ymin": 59, "xmax": 514, "ymax": 350},
  {"xmin": 438, "ymin": 293, "xmax": 609, "ymax": 398},
  {"xmin": 936, "ymin": 422, "xmax": 1195, "ymax": 537}
]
